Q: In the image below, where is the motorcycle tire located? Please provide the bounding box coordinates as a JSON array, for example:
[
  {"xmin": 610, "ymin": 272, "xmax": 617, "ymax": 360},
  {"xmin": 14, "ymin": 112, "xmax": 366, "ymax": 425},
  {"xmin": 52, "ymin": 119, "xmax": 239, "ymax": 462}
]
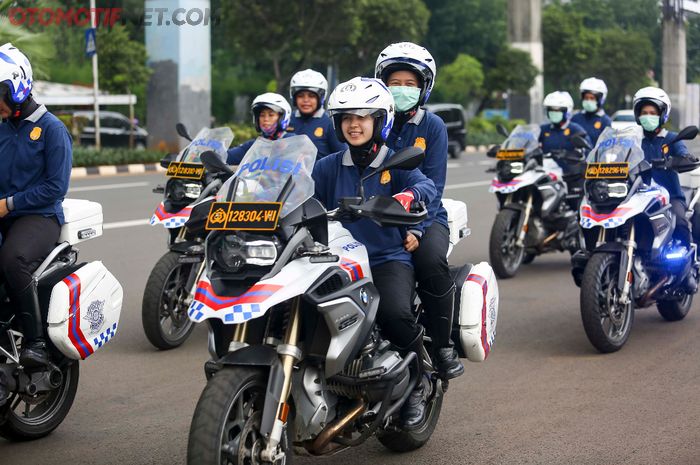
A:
[
  {"xmin": 377, "ymin": 380, "xmax": 444, "ymax": 453},
  {"xmin": 187, "ymin": 367, "xmax": 292, "ymax": 465},
  {"xmin": 142, "ymin": 251, "xmax": 196, "ymax": 350},
  {"xmin": 657, "ymin": 294, "xmax": 693, "ymax": 321},
  {"xmin": 580, "ymin": 253, "xmax": 634, "ymax": 353},
  {"xmin": 0, "ymin": 361, "xmax": 79, "ymax": 441},
  {"xmin": 489, "ymin": 209, "xmax": 525, "ymax": 278}
]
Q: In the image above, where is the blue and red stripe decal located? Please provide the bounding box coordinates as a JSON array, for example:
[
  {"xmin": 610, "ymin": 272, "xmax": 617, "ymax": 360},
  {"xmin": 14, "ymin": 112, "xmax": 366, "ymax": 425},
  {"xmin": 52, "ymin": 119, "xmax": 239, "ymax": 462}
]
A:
[
  {"xmin": 580, "ymin": 205, "xmax": 631, "ymax": 222},
  {"xmin": 152, "ymin": 202, "xmax": 193, "ymax": 221},
  {"xmin": 466, "ymin": 273, "xmax": 490, "ymax": 358},
  {"xmin": 63, "ymin": 273, "xmax": 94, "ymax": 359},
  {"xmin": 193, "ymin": 280, "xmax": 282, "ymax": 311},
  {"xmin": 340, "ymin": 258, "xmax": 364, "ymax": 281}
]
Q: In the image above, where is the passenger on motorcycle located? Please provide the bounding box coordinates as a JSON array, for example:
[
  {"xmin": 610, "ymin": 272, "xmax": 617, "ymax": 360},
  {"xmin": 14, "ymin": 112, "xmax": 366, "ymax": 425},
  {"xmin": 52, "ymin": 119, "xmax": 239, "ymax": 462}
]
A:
[
  {"xmin": 312, "ymin": 76, "xmax": 437, "ymax": 430},
  {"xmin": 633, "ymin": 86, "xmax": 696, "ymax": 291},
  {"xmin": 571, "ymin": 77, "xmax": 612, "ymax": 145},
  {"xmin": 375, "ymin": 41, "xmax": 463, "ymax": 380},
  {"xmin": 288, "ymin": 69, "xmax": 347, "ymax": 159},
  {"xmin": 226, "ymin": 92, "xmax": 292, "ymax": 165},
  {"xmin": 0, "ymin": 44, "xmax": 72, "ymax": 370}
]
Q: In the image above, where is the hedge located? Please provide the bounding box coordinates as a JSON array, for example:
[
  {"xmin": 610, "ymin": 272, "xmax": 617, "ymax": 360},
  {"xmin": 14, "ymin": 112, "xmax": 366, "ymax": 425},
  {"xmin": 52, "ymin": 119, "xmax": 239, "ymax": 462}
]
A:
[{"xmin": 72, "ymin": 147, "xmax": 166, "ymax": 167}]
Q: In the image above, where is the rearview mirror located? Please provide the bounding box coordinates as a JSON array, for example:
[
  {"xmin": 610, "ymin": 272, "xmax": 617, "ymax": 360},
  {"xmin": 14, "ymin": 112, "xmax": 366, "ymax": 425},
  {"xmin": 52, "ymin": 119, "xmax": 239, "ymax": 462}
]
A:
[
  {"xmin": 496, "ymin": 124, "xmax": 509, "ymax": 138},
  {"xmin": 571, "ymin": 134, "xmax": 592, "ymax": 150},
  {"xmin": 672, "ymin": 125, "xmax": 699, "ymax": 144},
  {"xmin": 379, "ymin": 146, "xmax": 425, "ymax": 171},
  {"xmin": 486, "ymin": 145, "xmax": 500, "ymax": 158},
  {"xmin": 176, "ymin": 123, "xmax": 192, "ymax": 141},
  {"xmin": 160, "ymin": 153, "xmax": 177, "ymax": 168},
  {"xmin": 200, "ymin": 150, "xmax": 233, "ymax": 175}
]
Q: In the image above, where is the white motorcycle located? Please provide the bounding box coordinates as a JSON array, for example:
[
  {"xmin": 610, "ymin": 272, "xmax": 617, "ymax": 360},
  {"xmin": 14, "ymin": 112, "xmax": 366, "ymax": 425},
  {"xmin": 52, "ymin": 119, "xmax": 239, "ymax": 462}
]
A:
[
  {"xmin": 184, "ymin": 136, "xmax": 499, "ymax": 464},
  {"xmin": 0, "ymin": 199, "xmax": 123, "ymax": 439},
  {"xmin": 571, "ymin": 126, "xmax": 700, "ymax": 353}
]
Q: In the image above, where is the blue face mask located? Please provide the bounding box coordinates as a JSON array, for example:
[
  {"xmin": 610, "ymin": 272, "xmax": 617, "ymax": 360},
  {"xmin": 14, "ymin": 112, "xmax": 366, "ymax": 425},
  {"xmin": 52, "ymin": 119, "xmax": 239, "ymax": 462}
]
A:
[
  {"xmin": 547, "ymin": 111, "xmax": 564, "ymax": 124},
  {"xmin": 640, "ymin": 114, "xmax": 660, "ymax": 132},
  {"xmin": 390, "ymin": 86, "xmax": 421, "ymax": 112}
]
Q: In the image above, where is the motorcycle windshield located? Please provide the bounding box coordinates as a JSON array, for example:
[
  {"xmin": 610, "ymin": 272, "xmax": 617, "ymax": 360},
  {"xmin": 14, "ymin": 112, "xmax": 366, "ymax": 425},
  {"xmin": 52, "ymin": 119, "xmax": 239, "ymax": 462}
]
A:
[
  {"xmin": 178, "ymin": 127, "xmax": 234, "ymax": 164},
  {"xmin": 586, "ymin": 127, "xmax": 644, "ymax": 167},
  {"xmin": 219, "ymin": 135, "xmax": 317, "ymax": 217},
  {"xmin": 501, "ymin": 124, "xmax": 541, "ymax": 151}
]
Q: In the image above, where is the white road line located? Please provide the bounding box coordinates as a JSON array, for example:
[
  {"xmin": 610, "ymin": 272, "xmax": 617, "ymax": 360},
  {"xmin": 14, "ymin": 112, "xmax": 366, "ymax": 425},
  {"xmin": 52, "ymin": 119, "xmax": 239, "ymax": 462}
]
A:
[
  {"xmin": 444, "ymin": 180, "xmax": 492, "ymax": 190},
  {"xmin": 69, "ymin": 181, "xmax": 150, "ymax": 193},
  {"xmin": 103, "ymin": 219, "xmax": 151, "ymax": 230},
  {"xmin": 446, "ymin": 162, "xmax": 461, "ymax": 168}
]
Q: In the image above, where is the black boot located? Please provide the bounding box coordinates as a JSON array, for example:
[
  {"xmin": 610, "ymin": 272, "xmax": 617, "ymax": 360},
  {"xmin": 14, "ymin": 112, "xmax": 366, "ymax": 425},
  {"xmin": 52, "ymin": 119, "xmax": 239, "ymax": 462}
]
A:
[
  {"xmin": 419, "ymin": 285, "xmax": 464, "ymax": 380},
  {"xmin": 399, "ymin": 328, "xmax": 430, "ymax": 430},
  {"xmin": 16, "ymin": 281, "xmax": 49, "ymax": 369}
]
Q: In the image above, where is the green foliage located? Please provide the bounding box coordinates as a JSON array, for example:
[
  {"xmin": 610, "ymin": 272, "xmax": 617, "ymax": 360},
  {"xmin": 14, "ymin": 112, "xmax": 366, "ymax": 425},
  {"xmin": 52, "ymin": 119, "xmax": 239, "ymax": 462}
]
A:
[
  {"xmin": 688, "ymin": 16, "xmax": 700, "ymax": 83},
  {"xmin": 467, "ymin": 114, "xmax": 526, "ymax": 145},
  {"xmin": 485, "ymin": 47, "xmax": 539, "ymax": 95},
  {"xmin": 97, "ymin": 24, "xmax": 151, "ymax": 94},
  {"xmin": 224, "ymin": 122, "xmax": 258, "ymax": 144},
  {"xmin": 72, "ymin": 147, "xmax": 165, "ymax": 167},
  {"xmin": 432, "ymin": 54, "xmax": 484, "ymax": 106}
]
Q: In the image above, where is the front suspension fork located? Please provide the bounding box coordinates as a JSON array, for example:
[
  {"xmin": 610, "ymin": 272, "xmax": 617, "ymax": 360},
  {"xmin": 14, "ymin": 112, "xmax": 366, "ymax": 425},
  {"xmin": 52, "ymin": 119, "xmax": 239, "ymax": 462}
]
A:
[
  {"xmin": 619, "ymin": 224, "xmax": 636, "ymax": 305},
  {"xmin": 516, "ymin": 193, "xmax": 533, "ymax": 247},
  {"xmin": 261, "ymin": 296, "xmax": 302, "ymax": 463}
]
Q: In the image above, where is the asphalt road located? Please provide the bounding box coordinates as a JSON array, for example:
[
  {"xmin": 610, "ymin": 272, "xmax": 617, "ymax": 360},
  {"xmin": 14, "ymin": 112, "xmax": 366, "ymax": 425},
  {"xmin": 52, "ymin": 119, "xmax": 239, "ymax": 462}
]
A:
[{"xmin": 2, "ymin": 152, "xmax": 700, "ymax": 465}]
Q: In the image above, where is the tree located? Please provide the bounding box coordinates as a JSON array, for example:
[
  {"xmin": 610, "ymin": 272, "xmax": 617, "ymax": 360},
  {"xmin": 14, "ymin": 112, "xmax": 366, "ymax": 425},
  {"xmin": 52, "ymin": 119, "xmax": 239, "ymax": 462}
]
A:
[
  {"xmin": 486, "ymin": 47, "xmax": 538, "ymax": 95},
  {"xmin": 0, "ymin": 0, "xmax": 54, "ymax": 78},
  {"xmin": 432, "ymin": 54, "xmax": 484, "ymax": 107},
  {"xmin": 97, "ymin": 24, "xmax": 151, "ymax": 94}
]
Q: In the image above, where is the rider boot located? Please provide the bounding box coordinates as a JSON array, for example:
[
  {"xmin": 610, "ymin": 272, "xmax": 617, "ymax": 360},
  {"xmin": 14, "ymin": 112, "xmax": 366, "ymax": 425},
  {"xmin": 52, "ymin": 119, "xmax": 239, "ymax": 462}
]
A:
[
  {"xmin": 674, "ymin": 219, "xmax": 698, "ymax": 293},
  {"xmin": 17, "ymin": 281, "xmax": 49, "ymax": 369},
  {"xmin": 399, "ymin": 327, "xmax": 430, "ymax": 430},
  {"xmin": 419, "ymin": 284, "xmax": 464, "ymax": 380}
]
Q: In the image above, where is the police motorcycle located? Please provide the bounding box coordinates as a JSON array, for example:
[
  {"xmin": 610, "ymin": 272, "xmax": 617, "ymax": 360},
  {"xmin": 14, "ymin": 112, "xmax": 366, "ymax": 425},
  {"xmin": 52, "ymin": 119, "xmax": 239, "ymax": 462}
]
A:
[
  {"xmin": 0, "ymin": 199, "xmax": 123, "ymax": 440},
  {"xmin": 487, "ymin": 124, "xmax": 586, "ymax": 278},
  {"xmin": 571, "ymin": 126, "xmax": 700, "ymax": 353},
  {"xmin": 184, "ymin": 136, "xmax": 498, "ymax": 464},
  {"xmin": 143, "ymin": 125, "xmax": 234, "ymax": 349}
]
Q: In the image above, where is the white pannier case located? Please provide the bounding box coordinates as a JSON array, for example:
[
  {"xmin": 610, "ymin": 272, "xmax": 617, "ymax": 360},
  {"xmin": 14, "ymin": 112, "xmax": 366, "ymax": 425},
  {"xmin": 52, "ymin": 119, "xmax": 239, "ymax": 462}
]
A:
[
  {"xmin": 457, "ymin": 261, "xmax": 498, "ymax": 362},
  {"xmin": 59, "ymin": 199, "xmax": 104, "ymax": 245},
  {"xmin": 47, "ymin": 261, "xmax": 123, "ymax": 360}
]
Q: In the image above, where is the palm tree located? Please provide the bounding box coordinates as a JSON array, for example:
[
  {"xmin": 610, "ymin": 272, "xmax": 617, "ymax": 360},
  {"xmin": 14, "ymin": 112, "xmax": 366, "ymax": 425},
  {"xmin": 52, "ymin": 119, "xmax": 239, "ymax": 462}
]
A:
[{"xmin": 0, "ymin": 0, "xmax": 55, "ymax": 78}]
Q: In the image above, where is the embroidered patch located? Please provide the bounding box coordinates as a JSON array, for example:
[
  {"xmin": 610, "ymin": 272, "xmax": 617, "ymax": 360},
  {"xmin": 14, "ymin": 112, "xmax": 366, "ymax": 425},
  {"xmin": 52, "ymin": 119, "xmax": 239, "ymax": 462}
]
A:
[
  {"xmin": 30, "ymin": 127, "xmax": 42, "ymax": 141},
  {"xmin": 414, "ymin": 137, "xmax": 427, "ymax": 150},
  {"xmin": 662, "ymin": 144, "xmax": 669, "ymax": 155},
  {"xmin": 594, "ymin": 121, "xmax": 602, "ymax": 129},
  {"xmin": 564, "ymin": 128, "xmax": 571, "ymax": 136},
  {"xmin": 544, "ymin": 132, "xmax": 550, "ymax": 137},
  {"xmin": 314, "ymin": 127, "xmax": 324, "ymax": 137},
  {"xmin": 380, "ymin": 170, "xmax": 391, "ymax": 184}
]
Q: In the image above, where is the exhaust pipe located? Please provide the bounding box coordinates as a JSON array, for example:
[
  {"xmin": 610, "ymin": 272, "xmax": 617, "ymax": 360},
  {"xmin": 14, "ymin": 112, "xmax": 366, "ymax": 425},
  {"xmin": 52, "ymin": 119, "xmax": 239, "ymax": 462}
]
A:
[{"xmin": 310, "ymin": 400, "xmax": 366, "ymax": 454}]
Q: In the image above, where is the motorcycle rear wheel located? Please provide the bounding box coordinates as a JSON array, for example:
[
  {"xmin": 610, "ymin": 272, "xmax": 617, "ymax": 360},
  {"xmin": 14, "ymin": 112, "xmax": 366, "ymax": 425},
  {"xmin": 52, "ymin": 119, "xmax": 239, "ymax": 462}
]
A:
[
  {"xmin": 657, "ymin": 293, "xmax": 693, "ymax": 321},
  {"xmin": 0, "ymin": 361, "xmax": 79, "ymax": 441}
]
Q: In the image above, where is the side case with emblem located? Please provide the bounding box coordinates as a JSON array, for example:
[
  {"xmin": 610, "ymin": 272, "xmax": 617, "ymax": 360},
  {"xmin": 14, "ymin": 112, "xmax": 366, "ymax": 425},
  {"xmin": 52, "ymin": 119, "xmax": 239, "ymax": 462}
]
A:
[
  {"xmin": 451, "ymin": 261, "xmax": 499, "ymax": 362},
  {"xmin": 47, "ymin": 261, "xmax": 123, "ymax": 360}
]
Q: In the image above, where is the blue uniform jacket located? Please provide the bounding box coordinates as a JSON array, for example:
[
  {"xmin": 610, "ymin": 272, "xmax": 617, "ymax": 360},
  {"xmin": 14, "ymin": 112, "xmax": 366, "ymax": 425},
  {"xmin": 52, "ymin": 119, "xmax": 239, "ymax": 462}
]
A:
[
  {"xmin": 289, "ymin": 109, "xmax": 347, "ymax": 159},
  {"xmin": 312, "ymin": 146, "xmax": 437, "ymax": 268},
  {"xmin": 1, "ymin": 105, "xmax": 72, "ymax": 224},
  {"xmin": 227, "ymin": 132, "xmax": 293, "ymax": 165},
  {"xmin": 571, "ymin": 110, "xmax": 612, "ymax": 146},
  {"xmin": 642, "ymin": 129, "xmax": 689, "ymax": 200},
  {"xmin": 385, "ymin": 108, "xmax": 448, "ymax": 231},
  {"xmin": 539, "ymin": 121, "xmax": 591, "ymax": 153}
]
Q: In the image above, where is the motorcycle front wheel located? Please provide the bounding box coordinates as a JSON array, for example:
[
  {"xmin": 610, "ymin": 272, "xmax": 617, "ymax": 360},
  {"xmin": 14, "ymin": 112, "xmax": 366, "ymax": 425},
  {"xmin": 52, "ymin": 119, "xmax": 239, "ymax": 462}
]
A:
[
  {"xmin": 142, "ymin": 251, "xmax": 196, "ymax": 350},
  {"xmin": 187, "ymin": 367, "xmax": 292, "ymax": 465},
  {"xmin": 489, "ymin": 209, "xmax": 526, "ymax": 278},
  {"xmin": 580, "ymin": 253, "xmax": 634, "ymax": 353}
]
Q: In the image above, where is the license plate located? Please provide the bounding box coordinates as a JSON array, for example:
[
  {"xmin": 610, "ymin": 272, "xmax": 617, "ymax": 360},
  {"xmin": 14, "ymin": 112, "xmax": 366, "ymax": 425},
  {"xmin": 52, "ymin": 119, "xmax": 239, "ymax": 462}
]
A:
[
  {"xmin": 206, "ymin": 202, "xmax": 282, "ymax": 231},
  {"xmin": 496, "ymin": 149, "xmax": 525, "ymax": 160},
  {"xmin": 585, "ymin": 162, "xmax": 629, "ymax": 179},
  {"xmin": 167, "ymin": 161, "xmax": 205, "ymax": 180}
]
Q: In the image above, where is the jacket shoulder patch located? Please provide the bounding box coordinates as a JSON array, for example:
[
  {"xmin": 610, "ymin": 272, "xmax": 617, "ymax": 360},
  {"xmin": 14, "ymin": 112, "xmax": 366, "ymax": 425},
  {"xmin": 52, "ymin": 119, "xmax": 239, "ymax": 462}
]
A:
[
  {"xmin": 414, "ymin": 137, "xmax": 427, "ymax": 150},
  {"xmin": 30, "ymin": 126, "xmax": 42, "ymax": 141}
]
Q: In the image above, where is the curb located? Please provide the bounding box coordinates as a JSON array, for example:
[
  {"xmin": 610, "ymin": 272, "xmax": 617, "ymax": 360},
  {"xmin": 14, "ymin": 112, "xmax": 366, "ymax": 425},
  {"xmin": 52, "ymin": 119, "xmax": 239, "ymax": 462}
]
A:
[
  {"xmin": 465, "ymin": 145, "xmax": 490, "ymax": 153},
  {"xmin": 71, "ymin": 163, "xmax": 166, "ymax": 179}
]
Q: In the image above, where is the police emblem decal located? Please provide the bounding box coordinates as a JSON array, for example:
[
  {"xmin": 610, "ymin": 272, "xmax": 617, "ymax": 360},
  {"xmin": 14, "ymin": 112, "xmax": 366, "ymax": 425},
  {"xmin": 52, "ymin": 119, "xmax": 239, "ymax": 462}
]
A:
[{"xmin": 85, "ymin": 299, "xmax": 106, "ymax": 334}]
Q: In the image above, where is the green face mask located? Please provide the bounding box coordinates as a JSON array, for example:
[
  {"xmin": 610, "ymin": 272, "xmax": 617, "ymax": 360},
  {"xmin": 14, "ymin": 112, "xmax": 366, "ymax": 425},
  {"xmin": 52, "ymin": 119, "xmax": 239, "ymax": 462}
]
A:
[
  {"xmin": 390, "ymin": 86, "xmax": 421, "ymax": 112},
  {"xmin": 582, "ymin": 100, "xmax": 598, "ymax": 113},
  {"xmin": 547, "ymin": 111, "xmax": 564, "ymax": 124},
  {"xmin": 640, "ymin": 114, "xmax": 660, "ymax": 132}
]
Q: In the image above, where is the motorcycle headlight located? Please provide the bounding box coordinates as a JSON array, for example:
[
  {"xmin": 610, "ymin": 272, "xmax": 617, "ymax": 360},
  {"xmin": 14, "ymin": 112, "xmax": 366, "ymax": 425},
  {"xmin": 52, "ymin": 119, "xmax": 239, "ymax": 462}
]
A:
[
  {"xmin": 167, "ymin": 179, "xmax": 202, "ymax": 202},
  {"xmin": 212, "ymin": 233, "xmax": 280, "ymax": 273},
  {"xmin": 607, "ymin": 182, "xmax": 628, "ymax": 198},
  {"xmin": 587, "ymin": 180, "xmax": 610, "ymax": 203},
  {"xmin": 508, "ymin": 162, "xmax": 524, "ymax": 175},
  {"xmin": 242, "ymin": 240, "xmax": 278, "ymax": 266}
]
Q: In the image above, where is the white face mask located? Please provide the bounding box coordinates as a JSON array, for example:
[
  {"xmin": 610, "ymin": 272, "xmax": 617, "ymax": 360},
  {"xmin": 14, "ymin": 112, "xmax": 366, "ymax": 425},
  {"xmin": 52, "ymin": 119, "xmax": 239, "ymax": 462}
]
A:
[
  {"xmin": 582, "ymin": 100, "xmax": 598, "ymax": 113},
  {"xmin": 548, "ymin": 111, "xmax": 564, "ymax": 124}
]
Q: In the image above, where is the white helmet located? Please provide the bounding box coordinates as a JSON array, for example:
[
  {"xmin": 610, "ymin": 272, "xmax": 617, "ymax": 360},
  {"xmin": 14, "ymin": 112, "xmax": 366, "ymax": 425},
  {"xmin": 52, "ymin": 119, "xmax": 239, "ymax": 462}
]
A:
[
  {"xmin": 375, "ymin": 42, "xmax": 436, "ymax": 107},
  {"xmin": 251, "ymin": 92, "xmax": 291, "ymax": 135},
  {"xmin": 289, "ymin": 69, "xmax": 328, "ymax": 105},
  {"xmin": 0, "ymin": 43, "xmax": 32, "ymax": 105},
  {"xmin": 579, "ymin": 77, "xmax": 608, "ymax": 106},
  {"xmin": 326, "ymin": 77, "xmax": 395, "ymax": 144},
  {"xmin": 633, "ymin": 86, "xmax": 671, "ymax": 127},
  {"xmin": 543, "ymin": 91, "xmax": 574, "ymax": 121}
]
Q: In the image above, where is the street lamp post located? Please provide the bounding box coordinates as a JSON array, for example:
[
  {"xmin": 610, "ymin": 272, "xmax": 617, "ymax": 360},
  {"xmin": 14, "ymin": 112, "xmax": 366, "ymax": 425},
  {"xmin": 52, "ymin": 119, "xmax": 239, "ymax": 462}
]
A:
[{"xmin": 90, "ymin": 0, "xmax": 101, "ymax": 150}]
